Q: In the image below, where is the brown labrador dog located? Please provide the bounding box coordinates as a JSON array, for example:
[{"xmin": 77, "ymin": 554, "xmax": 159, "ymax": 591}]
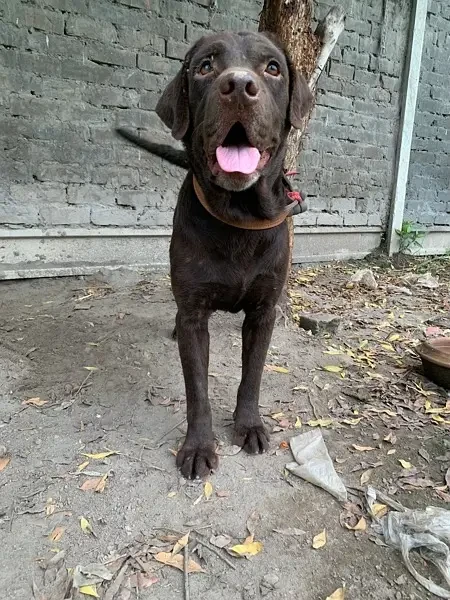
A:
[{"xmin": 117, "ymin": 32, "xmax": 311, "ymax": 479}]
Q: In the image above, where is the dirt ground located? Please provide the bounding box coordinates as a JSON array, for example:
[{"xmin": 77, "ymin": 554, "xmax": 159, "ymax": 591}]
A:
[{"xmin": 1, "ymin": 255, "xmax": 450, "ymax": 600}]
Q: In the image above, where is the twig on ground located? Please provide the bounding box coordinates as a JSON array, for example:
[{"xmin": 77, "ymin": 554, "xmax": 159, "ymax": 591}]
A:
[
  {"xmin": 72, "ymin": 371, "xmax": 93, "ymax": 400},
  {"xmin": 154, "ymin": 418, "xmax": 187, "ymax": 445},
  {"xmin": 184, "ymin": 543, "xmax": 190, "ymax": 600},
  {"xmin": 307, "ymin": 393, "xmax": 320, "ymax": 420},
  {"xmin": 104, "ymin": 561, "xmax": 129, "ymax": 600},
  {"xmin": 193, "ymin": 534, "xmax": 236, "ymax": 570}
]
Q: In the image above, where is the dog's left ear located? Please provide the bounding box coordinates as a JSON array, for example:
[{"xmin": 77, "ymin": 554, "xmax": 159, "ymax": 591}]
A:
[
  {"xmin": 156, "ymin": 59, "xmax": 190, "ymax": 140},
  {"xmin": 289, "ymin": 69, "xmax": 313, "ymax": 129}
]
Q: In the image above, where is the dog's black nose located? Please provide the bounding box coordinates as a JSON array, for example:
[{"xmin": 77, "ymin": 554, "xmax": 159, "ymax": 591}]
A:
[{"xmin": 219, "ymin": 70, "xmax": 260, "ymax": 105}]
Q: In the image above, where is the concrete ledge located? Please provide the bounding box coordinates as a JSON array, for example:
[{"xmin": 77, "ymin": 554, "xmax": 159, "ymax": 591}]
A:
[
  {"xmin": 414, "ymin": 226, "xmax": 450, "ymax": 256},
  {"xmin": 293, "ymin": 226, "xmax": 383, "ymax": 263},
  {"xmin": 1, "ymin": 225, "xmax": 384, "ymax": 279}
]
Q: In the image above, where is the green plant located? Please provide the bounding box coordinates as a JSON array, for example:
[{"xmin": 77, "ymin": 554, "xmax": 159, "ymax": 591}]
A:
[{"xmin": 395, "ymin": 220, "xmax": 426, "ymax": 254}]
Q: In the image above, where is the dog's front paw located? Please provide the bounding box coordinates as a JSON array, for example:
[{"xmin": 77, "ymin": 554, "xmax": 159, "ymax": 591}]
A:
[
  {"xmin": 233, "ymin": 422, "xmax": 269, "ymax": 454},
  {"xmin": 176, "ymin": 441, "xmax": 218, "ymax": 479}
]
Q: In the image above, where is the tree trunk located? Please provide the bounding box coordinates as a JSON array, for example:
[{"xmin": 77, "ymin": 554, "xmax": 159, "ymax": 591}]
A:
[{"xmin": 259, "ymin": 1, "xmax": 345, "ymax": 277}]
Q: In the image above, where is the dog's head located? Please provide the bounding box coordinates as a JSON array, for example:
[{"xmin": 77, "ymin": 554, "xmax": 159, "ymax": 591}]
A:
[{"xmin": 156, "ymin": 32, "xmax": 312, "ymax": 192}]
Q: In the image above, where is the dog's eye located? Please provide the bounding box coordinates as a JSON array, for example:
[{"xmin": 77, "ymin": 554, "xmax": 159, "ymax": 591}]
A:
[
  {"xmin": 199, "ymin": 59, "xmax": 213, "ymax": 76},
  {"xmin": 265, "ymin": 61, "xmax": 281, "ymax": 76}
]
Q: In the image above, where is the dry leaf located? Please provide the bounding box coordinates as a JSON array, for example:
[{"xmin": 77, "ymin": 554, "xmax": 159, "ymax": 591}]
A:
[
  {"xmin": 80, "ymin": 516, "xmax": 95, "ymax": 536},
  {"xmin": 387, "ymin": 449, "xmax": 396, "ymax": 455},
  {"xmin": 79, "ymin": 585, "xmax": 99, "ymax": 598},
  {"xmin": 172, "ymin": 532, "xmax": 189, "ymax": 555},
  {"xmin": 307, "ymin": 419, "xmax": 333, "ymax": 428},
  {"xmin": 322, "ymin": 365, "xmax": 343, "ymax": 373},
  {"xmin": 383, "ymin": 432, "xmax": 397, "ymax": 444},
  {"xmin": 167, "ymin": 491, "xmax": 177, "ymax": 498},
  {"xmin": 229, "ymin": 538, "xmax": 263, "ymax": 557},
  {"xmin": 398, "ymin": 459, "xmax": 412, "ymax": 470},
  {"xmin": 388, "ymin": 333, "xmax": 400, "ymax": 342},
  {"xmin": 210, "ymin": 534, "xmax": 231, "ymax": 548},
  {"xmin": 22, "ymin": 397, "xmax": 48, "ymax": 407},
  {"xmin": 155, "ymin": 552, "xmax": 204, "ymax": 573},
  {"xmin": 246, "ymin": 511, "xmax": 261, "ymax": 536},
  {"xmin": 49, "ymin": 527, "xmax": 65, "ymax": 542},
  {"xmin": 344, "ymin": 517, "xmax": 366, "ymax": 532},
  {"xmin": 83, "ymin": 366, "xmax": 98, "ymax": 371},
  {"xmin": 371, "ymin": 503, "xmax": 388, "ymax": 519},
  {"xmin": 0, "ymin": 456, "xmax": 11, "ymax": 472},
  {"xmin": 204, "ymin": 482, "xmax": 213, "ymax": 499},
  {"xmin": 326, "ymin": 588, "xmax": 345, "ymax": 600},
  {"xmin": 295, "ymin": 416, "xmax": 302, "ymax": 428},
  {"xmin": 341, "ymin": 418, "xmax": 362, "ymax": 426},
  {"xmin": 352, "ymin": 444, "xmax": 376, "ymax": 452},
  {"xmin": 265, "ymin": 365, "xmax": 289, "ymax": 374},
  {"xmin": 77, "ymin": 461, "xmax": 90, "ymax": 472},
  {"xmin": 81, "ymin": 451, "xmax": 118, "ymax": 460},
  {"xmin": 360, "ymin": 469, "xmax": 373, "ymax": 485},
  {"xmin": 80, "ymin": 474, "xmax": 107, "ymax": 493},
  {"xmin": 312, "ymin": 530, "xmax": 327, "ymax": 549}
]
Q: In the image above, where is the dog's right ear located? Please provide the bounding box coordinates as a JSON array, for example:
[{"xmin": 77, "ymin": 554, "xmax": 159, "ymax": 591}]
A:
[{"xmin": 156, "ymin": 59, "xmax": 190, "ymax": 141}]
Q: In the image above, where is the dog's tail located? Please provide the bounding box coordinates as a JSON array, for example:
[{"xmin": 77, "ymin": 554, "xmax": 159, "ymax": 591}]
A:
[{"xmin": 115, "ymin": 128, "xmax": 189, "ymax": 170}]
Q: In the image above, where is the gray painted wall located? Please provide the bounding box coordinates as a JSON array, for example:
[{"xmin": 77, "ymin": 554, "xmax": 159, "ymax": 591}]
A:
[
  {"xmin": 404, "ymin": 0, "xmax": 450, "ymax": 228},
  {"xmin": 0, "ymin": 0, "xmax": 411, "ymax": 235}
]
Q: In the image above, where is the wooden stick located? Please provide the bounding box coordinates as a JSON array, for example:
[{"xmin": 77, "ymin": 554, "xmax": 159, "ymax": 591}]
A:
[
  {"xmin": 309, "ymin": 7, "xmax": 346, "ymax": 91},
  {"xmin": 193, "ymin": 535, "xmax": 236, "ymax": 570},
  {"xmin": 184, "ymin": 544, "xmax": 190, "ymax": 600}
]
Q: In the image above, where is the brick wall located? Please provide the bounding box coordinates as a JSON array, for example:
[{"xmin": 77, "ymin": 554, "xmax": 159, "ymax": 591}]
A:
[
  {"xmin": 404, "ymin": 0, "xmax": 450, "ymax": 228},
  {"xmin": 0, "ymin": 0, "xmax": 410, "ymax": 232}
]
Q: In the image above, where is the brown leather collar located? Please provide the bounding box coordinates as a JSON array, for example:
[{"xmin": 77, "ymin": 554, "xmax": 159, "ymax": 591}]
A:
[{"xmin": 192, "ymin": 175, "xmax": 298, "ymax": 230}]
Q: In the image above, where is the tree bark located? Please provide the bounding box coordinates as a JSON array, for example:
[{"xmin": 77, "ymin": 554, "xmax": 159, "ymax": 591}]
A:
[{"xmin": 259, "ymin": 1, "xmax": 345, "ymax": 273}]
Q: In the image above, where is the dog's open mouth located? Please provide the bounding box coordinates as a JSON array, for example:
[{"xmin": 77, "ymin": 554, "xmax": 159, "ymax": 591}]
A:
[{"xmin": 212, "ymin": 123, "xmax": 270, "ymax": 176}]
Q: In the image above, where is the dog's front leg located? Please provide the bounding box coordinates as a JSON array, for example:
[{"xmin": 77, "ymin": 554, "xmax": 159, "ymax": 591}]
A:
[
  {"xmin": 233, "ymin": 305, "xmax": 274, "ymax": 453},
  {"xmin": 175, "ymin": 309, "xmax": 218, "ymax": 479}
]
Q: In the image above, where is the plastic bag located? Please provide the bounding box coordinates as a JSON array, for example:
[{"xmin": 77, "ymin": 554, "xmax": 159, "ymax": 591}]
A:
[
  {"xmin": 285, "ymin": 430, "xmax": 347, "ymax": 502},
  {"xmin": 368, "ymin": 487, "xmax": 450, "ymax": 598}
]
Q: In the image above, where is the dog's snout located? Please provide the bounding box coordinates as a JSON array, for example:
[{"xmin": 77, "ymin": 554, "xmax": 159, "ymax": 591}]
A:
[{"xmin": 219, "ymin": 70, "xmax": 259, "ymax": 105}]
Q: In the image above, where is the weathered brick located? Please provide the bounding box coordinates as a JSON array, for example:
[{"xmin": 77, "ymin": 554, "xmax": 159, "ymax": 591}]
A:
[
  {"xmin": 65, "ymin": 16, "xmax": 118, "ymax": 43},
  {"xmin": 116, "ymin": 190, "xmax": 158, "ymax": 208},
  {"xmin": 354, "ymin": 69, "xmax": 380, "ymax": 86},
  {"xmin": 67, "ymin": 184, "xmax": 115, "ymax": 205},
  {"xmin": 0, "ymin": 203, "xmax": 39, "ymax": 225},
  {"xmin": 91, "ymin": 166, "xmax": 139, "ymax": 187},
  {"xmin": 343, "ymin": 49, "xmax": 369, "ymax": 69},
  {"xmin": 40, "ymin": 205, "xmax": 91, "ymax": 225},
  {"xmin": 91, "ymin": 207, "xmax": 137, "ymax": 226},
  {"xmin": 161, "ymin": 1, "xmax": 209, "ymax": 24},
  {"xmin": 344, "ymin": 212, "xmax": 368, "ymax": 226},
  {"xmin": 10, "ymin": 183, "xmax": 67, "ymax": 204},
  {"xmin": 117, "ymin": 27, "xmax": 166, "ymax": 53},
  {"xmin": 85, "ymin": 42, "xmax": 137, "ymax": 68},
  {"xmin": 166, "ymin": 39, "xmax": 190, "ymax": 60},
  {"xmin": 83, "ymin": 85, "xmax": 139, "ymax": 108},
  {"xmin": 35, "ymin": 163, "xmax": 88, "ymax": 183},
  {"xmin": 4, "ymin": 4, "xmax": 65, "ymax": 34},
  {"xmin": 138, "ymin": 91, "xmax": 159, "ymax": 110},
  {"xmin": 434, "ymin": 214, "xmax": 450, "ymax": 226},
  {"xmin": 329, "ymin": 61, "xmax": 355, "ymax": 80},
  {"xmin": 316, "ymin": 213, "xmax": 344, "ymax": 227},
  {"xmin": 138, "ymin": 54, "xmax": 178, "ymax": 74}
]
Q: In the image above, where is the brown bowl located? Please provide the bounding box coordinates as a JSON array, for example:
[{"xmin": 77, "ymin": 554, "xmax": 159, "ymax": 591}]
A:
[{"xmin": 416, "ymin": 337, "xmax": 450, "ymax": 389}]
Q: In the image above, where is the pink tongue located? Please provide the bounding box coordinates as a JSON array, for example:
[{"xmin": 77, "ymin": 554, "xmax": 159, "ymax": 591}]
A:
[{"xmin": 216, "ymin": 145, "xmax": 261, "ymax": 174}]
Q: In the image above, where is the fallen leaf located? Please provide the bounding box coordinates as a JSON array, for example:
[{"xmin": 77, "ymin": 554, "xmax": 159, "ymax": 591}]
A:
[
  {"xmin": 344, "ymin": 517, "xmax": 367, "ymax": 532},
  {"xmin": 216, "ymin": 490, "xmax": 231, "ymax": 498},
  {"xmin": 398, "ymin": 459, "xmax": 412, "ymax": 470},
  {"xmin": 204, "ymin": 482, "xmax": 213, "ymax": 500},
  {"xmin": 49, "ymin": 527, "xmax": 65, "ymax": 542},
  {"xmin": 273, "ymin": 528, "xmax": 306, "ymax": 537},
  {"xmin": 264, "ymin": 365, "xmax": 289, "ymax": 374},
  {"xmin": 77, "ymin": 461, "xmax": 90, "ymax": 472},
  {"xmin": 387, "ymin": 449, "xmax": 396, "ymax": 455},
  {"xmin": 79, "ymin": 585, "xmax": 99, "ymax": 598},
  {"xmin": 80, "ymin": 516, "xmax": 95, "ymax": 536},
  {"xmin": 271, "ymin": 412, "xmax": 284, "ymax": 420},
  {"xmin": 279, "ymin": 441, "xmax": 289, "ymax": 449},
  {"xmin": 229, "ymin": 538, "xmax": 263, "ymax": 557},
  {"xmin": 81, "ymin": 451, "xmax": 119, "ymax": 460},
  {"xmin": 83, "ymin": 366, "xmax": 98, "ymax": 371},
  {"xmin": 383, "ymin": 432, "xmax": 397, "ymax": 444},
  {"xmin": 312, "ymin": 529, "xmax": 327, "ymax": 549},
  {"xmin": 155, "ymin": 552, "xmax": 205, "ymax": 573},
  {"xmin": 352, "ymin": 444, "xmax": 376, "ymax": 452},
  {"xmin": 322, "ymin": 365, "xmax": 343, "ymax": 373},
  {"xmin": 326, "ymin": 588, "xmax": 345, "ymax": 600},
  {"xmin": 210, "ymin": 534, "xmax": 232, "ymax": 548},
  {"xmin": 0, "ymin": 456, "xmax": 11, "ymax": 472},
  {"xmin": 418, "ymin": 448, "xmax": 430, "ymax": 462},
  {"xmin": 246, "ymin": 511, "xmax": 261, "ymax": 536},
  {"xmin": 172, "ymin": 532, "xmax": 189, "ymax": 555},
  {"xmin": 80, "ymin": 474, "xmax": 108, "ymax": 493},
  {"xmin": 371, "ymin": 503, "xmax": 388, "ymax": 519},
  {"xmin": 307, "ymin": 419, "xmax": 333, "ymax": 428},
  {"xmin": 388, "ymin": 333, "xmax": 400, "ymax": 342},
  {"xmin": 360, "ymin": 469, "xmax": 373, "ymax": 485},
  {"xmin": 341, "ymin": 418, "xmax": 362, "ymax": 426},
  {"xmin": 167, "ymin": 491, "xmax": 177, "ymax": 498},
  {"xmin": 295, "ymin": 416, "xmax": 302, "ymax": 428},
  {"xmin": 22, "ymin": 397, "xmax": 48, "ymax": 407},
  {"xmin": 436, "ymin": 489, "xmax": 450, "ymax": 502}
]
